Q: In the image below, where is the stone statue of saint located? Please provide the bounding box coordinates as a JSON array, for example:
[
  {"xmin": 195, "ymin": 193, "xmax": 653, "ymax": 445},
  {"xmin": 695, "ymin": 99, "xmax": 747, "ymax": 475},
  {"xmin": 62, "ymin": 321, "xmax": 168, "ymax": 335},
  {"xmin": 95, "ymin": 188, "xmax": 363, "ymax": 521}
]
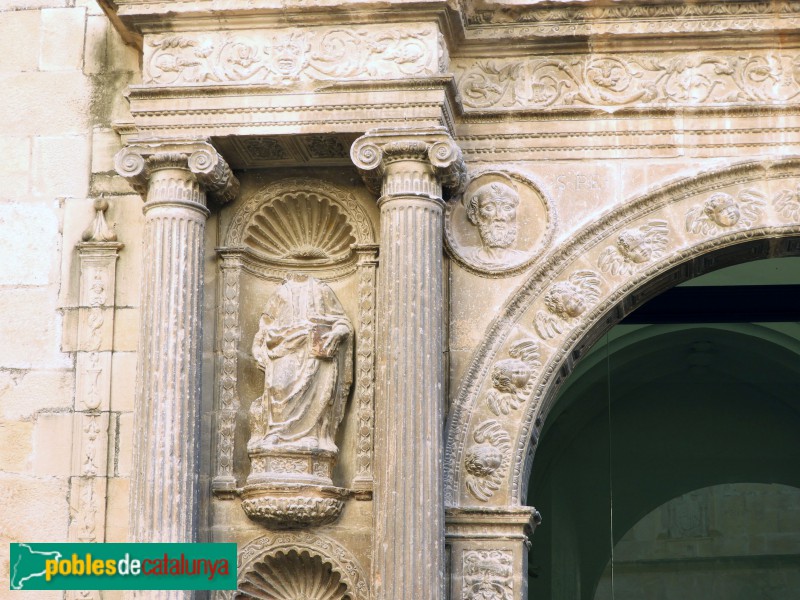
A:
[
  {"xmin": 465, "ymin": 180, "xmax": 527, "ymax": 267},
  {"xmin": 249, "ymin": 273, "xmax": 353, "ymax": 453}
]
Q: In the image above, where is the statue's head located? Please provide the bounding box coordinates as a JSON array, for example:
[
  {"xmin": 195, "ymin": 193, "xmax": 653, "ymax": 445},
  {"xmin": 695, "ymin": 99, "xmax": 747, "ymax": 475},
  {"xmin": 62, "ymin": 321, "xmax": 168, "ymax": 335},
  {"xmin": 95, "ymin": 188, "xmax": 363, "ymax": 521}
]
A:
[{"xmin": 466, "ymin": 181, "xmax": 520, "ymax": 249}]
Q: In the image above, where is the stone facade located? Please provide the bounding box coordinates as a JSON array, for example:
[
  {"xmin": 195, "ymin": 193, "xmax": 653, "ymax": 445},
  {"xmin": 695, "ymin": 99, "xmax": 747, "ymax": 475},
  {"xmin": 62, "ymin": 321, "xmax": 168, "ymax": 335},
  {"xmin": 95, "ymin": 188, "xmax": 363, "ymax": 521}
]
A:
[{"xmin": 1, "ymin": 1, "xmax": 800, "ymax": 599}]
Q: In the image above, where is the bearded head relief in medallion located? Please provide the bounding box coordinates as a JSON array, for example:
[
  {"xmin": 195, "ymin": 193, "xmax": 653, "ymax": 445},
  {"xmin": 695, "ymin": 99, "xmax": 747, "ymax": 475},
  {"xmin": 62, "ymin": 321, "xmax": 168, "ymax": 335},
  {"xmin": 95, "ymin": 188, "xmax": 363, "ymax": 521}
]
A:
[
  {"xmin": 465, "ymin": 180, "xmax": 527, "ymax": 267},
  {"xmin": 445, "ymin": 170, "xmax": 555, "ymax": 276}
]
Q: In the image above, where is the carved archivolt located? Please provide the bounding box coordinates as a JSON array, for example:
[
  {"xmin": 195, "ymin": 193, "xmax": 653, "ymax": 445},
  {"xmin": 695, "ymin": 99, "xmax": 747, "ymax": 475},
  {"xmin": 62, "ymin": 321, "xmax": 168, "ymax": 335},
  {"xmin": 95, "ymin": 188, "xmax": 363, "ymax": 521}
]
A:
[
  {"xmin": 445, "ymin": 157, "xmax": 800, "ymax": 507},
  {"xmin": 445, "ymin": 169, "xmax": 556, "ymax": 276},
  {"xmin": 232, "ymin": 532, "xmax": 369, "ymax": 600}
]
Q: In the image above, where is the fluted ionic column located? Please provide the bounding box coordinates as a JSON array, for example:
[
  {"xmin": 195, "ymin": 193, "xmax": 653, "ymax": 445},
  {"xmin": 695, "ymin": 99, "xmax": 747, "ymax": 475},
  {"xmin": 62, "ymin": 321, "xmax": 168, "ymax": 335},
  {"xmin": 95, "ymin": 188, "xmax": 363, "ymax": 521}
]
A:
[
  {"xmin": 351, "ymin": 128, "xmax": 465, "ymax": 600},
  {"xmin": 115, "ymin": 143, "xmax": 238, "ymax": 600}
]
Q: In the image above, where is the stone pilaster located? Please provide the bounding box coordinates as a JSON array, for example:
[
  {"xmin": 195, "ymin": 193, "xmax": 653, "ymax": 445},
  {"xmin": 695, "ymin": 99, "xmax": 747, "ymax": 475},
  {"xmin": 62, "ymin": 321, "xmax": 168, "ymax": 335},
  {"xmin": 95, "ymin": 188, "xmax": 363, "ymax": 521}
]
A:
[
  {"xmin": 351, "ymin": 128, "xmax": 465, "ymax": 600},
  {"xmin": 114, "ymin": 143, "xmax": 238, "ymax": 599}
]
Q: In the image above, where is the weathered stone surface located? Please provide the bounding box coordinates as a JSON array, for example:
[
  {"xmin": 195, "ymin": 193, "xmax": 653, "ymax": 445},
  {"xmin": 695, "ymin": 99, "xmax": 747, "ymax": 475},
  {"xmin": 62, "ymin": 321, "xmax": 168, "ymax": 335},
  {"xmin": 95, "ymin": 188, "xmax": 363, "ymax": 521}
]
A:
[
  {"xmin": 0, "ymin": 202, "xmax": 59, "ymax": 286},
  {"xmin": 31, "ymin": 134, "xmax": 91, "ymax": 199},
  {"xmin": 0, "ymin": 10, "xmax": 41, "ymax": 73},
  {"xmin": 0, "ymin": 420, "xmax": 34, "ymax": 473},
  {"xmin": 40, "ymin": 8, "xmax": 86, "ymax": 72},
  {"xmin": 0, "ymin": 71, "xmax": 91, "ymax": 136}
]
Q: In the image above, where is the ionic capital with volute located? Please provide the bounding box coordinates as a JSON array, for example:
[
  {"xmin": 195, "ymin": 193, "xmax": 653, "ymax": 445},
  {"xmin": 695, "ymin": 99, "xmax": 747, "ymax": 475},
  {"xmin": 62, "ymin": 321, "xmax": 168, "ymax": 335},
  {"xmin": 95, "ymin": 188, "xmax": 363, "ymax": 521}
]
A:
[
  {"xmin": 114, "ymin": 141, "xmax": 239, "ymax": 206},
  {"xmin": 350, "ymin": 127, "xmax": 466, "ymax": 200}
]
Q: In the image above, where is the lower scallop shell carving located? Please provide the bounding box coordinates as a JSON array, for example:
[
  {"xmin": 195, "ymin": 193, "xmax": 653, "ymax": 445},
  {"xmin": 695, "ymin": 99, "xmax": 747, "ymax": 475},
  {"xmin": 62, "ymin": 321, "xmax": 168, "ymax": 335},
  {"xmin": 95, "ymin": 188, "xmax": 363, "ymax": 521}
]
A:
[
  {"xmin": 236, "ymin": 549, "xmax": 350, "ymax": 600},
  {"xmin": 244, "ymin": 192, "xmax": 356, "ymax": 263}
]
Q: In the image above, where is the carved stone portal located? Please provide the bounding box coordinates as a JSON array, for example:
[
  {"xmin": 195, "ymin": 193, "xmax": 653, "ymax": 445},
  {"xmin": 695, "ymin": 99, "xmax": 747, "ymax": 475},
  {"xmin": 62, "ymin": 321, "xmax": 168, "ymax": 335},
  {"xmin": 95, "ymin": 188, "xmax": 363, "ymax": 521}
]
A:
[{"xmin": 242, "ymin": 273, "xmax": 353, "ymax": 528}]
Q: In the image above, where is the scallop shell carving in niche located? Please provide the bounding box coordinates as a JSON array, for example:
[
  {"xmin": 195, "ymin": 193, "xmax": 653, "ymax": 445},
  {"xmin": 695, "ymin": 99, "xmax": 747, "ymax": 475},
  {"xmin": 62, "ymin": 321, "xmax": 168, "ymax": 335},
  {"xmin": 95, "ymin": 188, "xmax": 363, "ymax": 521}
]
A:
[
  {"xmin": 244, "ymin": 193, "xmax": 356, "ymax": 264},
  {"xmin": 236, "ymin": 549, "xmax": 352, "ymax": 600}
]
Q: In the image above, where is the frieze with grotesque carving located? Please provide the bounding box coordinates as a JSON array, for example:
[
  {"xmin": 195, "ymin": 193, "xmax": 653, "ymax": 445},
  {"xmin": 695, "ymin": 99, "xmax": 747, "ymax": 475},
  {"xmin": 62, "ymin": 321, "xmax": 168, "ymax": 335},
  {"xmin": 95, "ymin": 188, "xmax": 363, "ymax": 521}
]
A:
[
  {"xmin": 145, "ymin": 25, "xmax": 439, "ymax": 87},
  {"xmin": 465, "ymin": 421, "xmax": 511, "ymax": 503},
  {"xmin": 686, "ymin": 190, "xmax": 766, "ymax": 235},
  {"xmin": 454, "ymin": 53, "xmax": 800, "ymax": 112},
  {"xmin": 462, "ymin": 550, "xmax": 514, "ymax": 600},
  {"xmin": 445, "ymin": 170, "xmax": 555, "ymax": 276},
  {"xmin": 598, "ymin": 220, "xmax": 669, "ymax": 276},
  {"xmin": 485, "ymin": 339, "xmax": 540, "ymax": 417},
  {"xmin": 535, "ymin": 271, "xmax": 602, "ymax": 340}
]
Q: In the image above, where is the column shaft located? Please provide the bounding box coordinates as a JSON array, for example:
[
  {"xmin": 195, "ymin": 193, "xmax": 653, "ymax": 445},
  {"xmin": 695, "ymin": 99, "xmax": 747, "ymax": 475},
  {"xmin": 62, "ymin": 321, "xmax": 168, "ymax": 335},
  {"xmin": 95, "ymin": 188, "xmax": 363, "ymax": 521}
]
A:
[
  {"xmin": 375, "ymin": 196, "xmax": 445, "ymax": 599},
  {"xmin": 130, "ymin": 167, "xmax": 208, "ymax": 600}
]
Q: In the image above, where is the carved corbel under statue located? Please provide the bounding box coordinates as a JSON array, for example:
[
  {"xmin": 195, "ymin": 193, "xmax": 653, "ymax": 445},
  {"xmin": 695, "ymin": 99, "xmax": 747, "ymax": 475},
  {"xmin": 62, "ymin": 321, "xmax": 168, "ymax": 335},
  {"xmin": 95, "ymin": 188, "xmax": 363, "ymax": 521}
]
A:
[{"xmin": 241, "ymin": 273, "xmax": 353, "ymax": 528}]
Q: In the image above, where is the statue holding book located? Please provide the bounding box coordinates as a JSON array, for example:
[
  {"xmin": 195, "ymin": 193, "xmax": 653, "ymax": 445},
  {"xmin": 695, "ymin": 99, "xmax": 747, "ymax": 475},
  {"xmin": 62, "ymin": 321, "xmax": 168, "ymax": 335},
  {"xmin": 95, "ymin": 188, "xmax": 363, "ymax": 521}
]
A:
[{"xmin": 249, "ymin": 272, "xmax": 353, "ymax": 454}]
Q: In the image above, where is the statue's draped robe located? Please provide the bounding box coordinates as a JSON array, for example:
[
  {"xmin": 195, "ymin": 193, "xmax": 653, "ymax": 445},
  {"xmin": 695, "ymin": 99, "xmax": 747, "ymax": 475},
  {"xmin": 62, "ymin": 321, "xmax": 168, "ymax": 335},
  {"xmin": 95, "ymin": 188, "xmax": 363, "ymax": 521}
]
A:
[{"xmin": 251, "ymin": 276, "xmax": 353, "ymax": 451}]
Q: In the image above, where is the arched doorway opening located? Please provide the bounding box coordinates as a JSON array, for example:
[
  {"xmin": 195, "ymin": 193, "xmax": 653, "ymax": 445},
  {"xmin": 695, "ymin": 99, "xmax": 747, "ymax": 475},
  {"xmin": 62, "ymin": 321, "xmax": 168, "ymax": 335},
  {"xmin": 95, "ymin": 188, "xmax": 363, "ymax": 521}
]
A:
[{"xmin": 528, "ymin": 257, "xmax": 800, "ymax": 599}]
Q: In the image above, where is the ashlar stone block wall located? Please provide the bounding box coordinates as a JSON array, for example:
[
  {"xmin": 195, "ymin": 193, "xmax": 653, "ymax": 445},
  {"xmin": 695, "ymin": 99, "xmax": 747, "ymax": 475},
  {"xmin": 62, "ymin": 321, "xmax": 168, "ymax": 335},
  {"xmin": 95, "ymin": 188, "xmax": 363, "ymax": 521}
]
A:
[{"xmin": 0, "ymin": 2, "xmax": 140, "ymax": 596}]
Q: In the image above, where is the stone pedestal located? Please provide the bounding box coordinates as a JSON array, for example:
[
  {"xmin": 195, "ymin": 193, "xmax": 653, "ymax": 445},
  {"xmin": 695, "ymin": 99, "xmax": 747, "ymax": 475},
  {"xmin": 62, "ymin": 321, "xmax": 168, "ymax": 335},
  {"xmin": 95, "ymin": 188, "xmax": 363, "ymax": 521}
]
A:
[
  {"xmin": 446, "ymin": 507, "xmax": 541, "ymax": 600},
  {"xmin": 352, "ymin": 128, "xmax": 465, "ymax": 600},
  {"xmin": 115, "ymin": 143, "xmax": 237, "ymax": 600}
]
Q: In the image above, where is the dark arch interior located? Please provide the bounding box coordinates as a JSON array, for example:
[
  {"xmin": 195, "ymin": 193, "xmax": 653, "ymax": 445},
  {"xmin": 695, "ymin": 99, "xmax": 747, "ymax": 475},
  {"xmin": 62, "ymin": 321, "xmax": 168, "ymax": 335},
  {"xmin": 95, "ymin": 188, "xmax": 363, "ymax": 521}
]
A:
[{"xmin": 527, "ymin": 257, "xmax": 800, "ymax": 600}]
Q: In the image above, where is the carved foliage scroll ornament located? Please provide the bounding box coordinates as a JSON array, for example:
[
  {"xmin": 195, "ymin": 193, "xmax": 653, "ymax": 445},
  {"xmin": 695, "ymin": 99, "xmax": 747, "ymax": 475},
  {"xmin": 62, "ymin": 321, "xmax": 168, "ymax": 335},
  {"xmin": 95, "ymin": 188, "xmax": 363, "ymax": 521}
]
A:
[
  {"xmin": 598, "ymin": 220, "xmax": 669, "ymax": 276},
  {"xmin": 445, "ymin": 170, "xmax": 555, "ymax": 276},
  {"xmin": 145, "ymin": 25, "xmax": 438, "ymax": 87},
  {"xmin": 462, "ymin": 550, "xmax": 514, "ymax": 600},
  {"xmin": 686, "ymin": 190, "xmax": 766, "ymax": 235},
  {"xmin": 535, "ymin": 270, "xmax": 602, "ymax": 340},
  {"xmin": 242, "ymin": 274, "xmax": 353, "ymax": 528},
  {"xmin": 465, "ymin": 420, "xmax": 511, "ymax": 502},
  {"xmin": 455, "ymin": 53, "xmax": 800, "ymax": 111},
  {"xmin": 234, "ymin": 532, "xmax": 369, "ymax": 600}
]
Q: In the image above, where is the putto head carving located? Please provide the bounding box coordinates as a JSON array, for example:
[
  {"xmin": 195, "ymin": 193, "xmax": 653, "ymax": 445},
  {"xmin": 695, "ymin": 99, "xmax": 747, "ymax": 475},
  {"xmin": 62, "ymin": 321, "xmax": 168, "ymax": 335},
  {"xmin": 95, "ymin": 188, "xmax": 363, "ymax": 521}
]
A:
[
  {"xmin": 599, "ymin": 220, "xmax": 669, "ymax": 276},
  {"xmin": 446, "ymin": 169, "xmax": 555, "ymax": 276},
  {"xmin": 535, "ymin": 270, "xmax": 602, "ymax": 339},
  {"xmin": 686, "ymin": 189, "xmax": 766, "ymax": 235},
  {"xmin": 704, "ymin": 192, "xmax": 740, "ymax": 226},
  {"xmin": 486, "ymin": 338, "xmax": 540, "ymax": 416},
  {"xmin": 465, "ymin": 420, "xmax": 511, "ymax": 502}
]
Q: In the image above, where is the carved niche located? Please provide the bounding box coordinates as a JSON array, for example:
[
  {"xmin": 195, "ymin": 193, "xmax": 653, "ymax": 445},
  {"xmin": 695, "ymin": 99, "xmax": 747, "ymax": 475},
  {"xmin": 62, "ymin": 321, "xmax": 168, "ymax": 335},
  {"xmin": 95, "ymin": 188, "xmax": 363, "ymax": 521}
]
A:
[
  {"xmin": 445, "ymin": 169, "xmax": 555, "ymax": 276},
  {"xmin": 212, "ymin": 179, "xmax": 377, "ymax": 525}
]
